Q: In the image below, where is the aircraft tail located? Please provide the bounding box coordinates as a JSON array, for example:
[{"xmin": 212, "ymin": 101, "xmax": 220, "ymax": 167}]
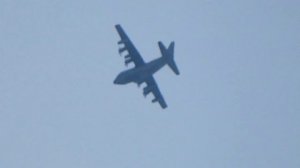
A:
[{"xmin": 158, "ymin": 41, "xmax": 180, "ymax": 75}]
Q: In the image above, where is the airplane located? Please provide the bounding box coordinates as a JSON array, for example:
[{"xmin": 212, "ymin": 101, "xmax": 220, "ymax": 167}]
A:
[{"xmin": 113, "ymin": 24, "xmax": 180, "ymax": 109}]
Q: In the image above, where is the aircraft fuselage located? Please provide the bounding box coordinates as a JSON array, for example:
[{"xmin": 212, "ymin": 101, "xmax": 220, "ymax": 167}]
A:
[{"xmin": 114, "ymin": 57, "xmax": 166, "ymax": 85}]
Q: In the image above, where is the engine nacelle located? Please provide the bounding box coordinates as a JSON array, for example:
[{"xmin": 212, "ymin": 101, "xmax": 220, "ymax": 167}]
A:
[
  {"xmin": 152, "ymin": 98, "xmax": 158, "ymax": 103},
  {"xmin": 137, "ymin": 81, "xmax": 143, "ymax": 87},
  {"xmin": 124, "ymin": 54, "xmax": 130, "ymax": 59},
  {"xmin": 143, "ymin": 85, "xmax": 154, "ymax": 97},
  {"xmin": 118, "ymin": 47, "xmax": 126, "ymax": 54},
  {"xmin": 118, "ymin": 39, "xmax": 128, "ymax": 45},
  {"xmin": 125, "ymin": 58, "xmax": 133, "ymax": 66}
]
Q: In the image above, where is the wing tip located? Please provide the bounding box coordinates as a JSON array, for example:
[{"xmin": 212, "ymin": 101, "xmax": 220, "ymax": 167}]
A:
[
  {"xmin": 115, "ymin": 24, "xmax": 122, "ymax": 30},
  {"xmin": 161, "ymin": 104, "xmax": 168, "ymax": 109}
]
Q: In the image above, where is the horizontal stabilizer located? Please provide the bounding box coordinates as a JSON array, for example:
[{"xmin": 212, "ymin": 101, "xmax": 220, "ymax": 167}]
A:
[{"xmin": 159, "ymin": 41, "xmax": 180, "ymax": 75}]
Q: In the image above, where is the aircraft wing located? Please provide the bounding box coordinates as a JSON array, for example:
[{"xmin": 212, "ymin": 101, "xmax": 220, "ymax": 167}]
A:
[
  {"xmin": 144, "ymin": 76, "xmax": 167, "ymax": 109},
  {"xmin": 115, "ymin": 24, "xmax": 145, "ymax": 67}
]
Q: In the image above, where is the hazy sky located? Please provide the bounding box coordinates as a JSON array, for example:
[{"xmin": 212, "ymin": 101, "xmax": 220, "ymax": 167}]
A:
[{"xmin": 1, "ymin": 0, "xmax": 299, "ymax": 168}]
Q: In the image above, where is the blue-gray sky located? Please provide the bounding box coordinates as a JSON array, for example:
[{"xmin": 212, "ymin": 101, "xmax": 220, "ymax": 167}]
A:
[{"xmin": 1, "ymin": 0, "xmax": 299, "ymax": 168}]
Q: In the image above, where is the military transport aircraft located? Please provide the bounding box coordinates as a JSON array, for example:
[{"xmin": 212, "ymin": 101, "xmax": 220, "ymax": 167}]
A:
[{"xmin": 113, "ymin": 24, "xmax": 180, "ymax": 109}]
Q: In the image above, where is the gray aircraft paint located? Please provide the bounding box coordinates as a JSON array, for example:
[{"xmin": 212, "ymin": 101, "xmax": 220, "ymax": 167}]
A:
[
  {"xmin": 1, "ymin": 1, "xmax": 299, "ymax": 168},
  {"xmin": 114, "ymin": 25, "xmax": 179, "ymax": 109}
]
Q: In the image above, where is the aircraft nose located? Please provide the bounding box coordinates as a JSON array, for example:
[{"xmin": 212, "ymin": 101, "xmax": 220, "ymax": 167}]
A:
[
  {"xmin": 113, "ymin": 78, "xmax": 118, "ymax": 84},
  {"xmin": 114, "ymin": 73, "xmax": 126, "ymax": 85},
  {"xmin": 113, "ymin": 76, "xmax": 121, "ymax": 84}
]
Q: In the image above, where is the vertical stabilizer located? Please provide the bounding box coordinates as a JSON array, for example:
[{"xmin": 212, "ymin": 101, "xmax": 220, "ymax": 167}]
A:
[{"xmin": 158, "ymin": 41, "xmax": 180, "ymax": 75}]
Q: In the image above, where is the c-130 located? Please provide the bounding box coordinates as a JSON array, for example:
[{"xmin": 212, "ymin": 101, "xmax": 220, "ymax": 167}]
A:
[{"xmin": 113, "ymin": 24, "xmax": 179, "ymax": 109}]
